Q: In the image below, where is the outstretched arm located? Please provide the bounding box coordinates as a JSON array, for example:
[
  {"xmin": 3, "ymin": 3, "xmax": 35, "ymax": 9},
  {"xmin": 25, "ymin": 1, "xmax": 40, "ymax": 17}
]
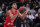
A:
[{"xmin": 18, "ymin": 11, "xmax": 26, "ymax": 19}]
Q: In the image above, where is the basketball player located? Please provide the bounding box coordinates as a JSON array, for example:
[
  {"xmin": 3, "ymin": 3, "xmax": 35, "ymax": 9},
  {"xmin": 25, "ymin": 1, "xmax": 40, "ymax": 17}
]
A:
[{"xmin": 4, "ymin": 1, "xmax": 26, "ymax": 27}]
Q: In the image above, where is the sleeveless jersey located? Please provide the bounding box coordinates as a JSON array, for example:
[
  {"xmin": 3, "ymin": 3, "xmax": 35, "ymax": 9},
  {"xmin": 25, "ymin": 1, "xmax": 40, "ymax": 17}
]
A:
[{"xmin": 4, "ymin": 9, "xmax": 18, "ymax": 27}]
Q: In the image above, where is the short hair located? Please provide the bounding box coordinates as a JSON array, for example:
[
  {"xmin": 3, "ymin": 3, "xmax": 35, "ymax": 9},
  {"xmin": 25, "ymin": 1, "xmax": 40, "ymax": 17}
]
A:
[{"xmin": 10, "ymin": 1, "xmax": 17, "ymax": 6}]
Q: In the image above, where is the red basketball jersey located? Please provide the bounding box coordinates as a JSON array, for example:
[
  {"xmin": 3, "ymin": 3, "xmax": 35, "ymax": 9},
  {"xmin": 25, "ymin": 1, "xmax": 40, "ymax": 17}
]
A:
[{"xmin": 4, "ymin": 9, "xmax": 18, "ymax": 27}]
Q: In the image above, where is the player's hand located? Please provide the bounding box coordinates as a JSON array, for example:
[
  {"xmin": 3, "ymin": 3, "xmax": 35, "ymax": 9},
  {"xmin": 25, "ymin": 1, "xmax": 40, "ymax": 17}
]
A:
[{"xmin": 23, "ymin": 11, "xmax": 26, "ymax": 14}]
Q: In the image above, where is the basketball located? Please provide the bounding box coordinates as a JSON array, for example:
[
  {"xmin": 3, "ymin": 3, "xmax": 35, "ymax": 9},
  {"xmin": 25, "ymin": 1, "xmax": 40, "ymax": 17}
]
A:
[{"xmin": 19, "ymin": 7, "xmax": 26, "ymax": 13}]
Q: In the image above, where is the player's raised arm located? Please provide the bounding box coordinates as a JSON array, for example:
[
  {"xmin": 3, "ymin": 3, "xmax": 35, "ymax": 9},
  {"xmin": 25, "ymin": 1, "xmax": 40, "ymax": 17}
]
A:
[
  {"xmin": 18, "ymin": 11, "xmax": 26, "ymax": 19},
  {"xmin": 18, "ymin": 7, "xmax": 26, "ymax": 19},
  {"xmin": 7, "ymin": 10, "xmax": 18, "ymax": 20}
]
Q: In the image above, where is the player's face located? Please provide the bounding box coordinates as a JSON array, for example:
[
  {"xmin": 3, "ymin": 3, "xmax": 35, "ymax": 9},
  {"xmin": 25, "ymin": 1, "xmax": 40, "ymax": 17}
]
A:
[{"xmin": 12, "ymin": 3, "xmax": 17, "ymax": 9}]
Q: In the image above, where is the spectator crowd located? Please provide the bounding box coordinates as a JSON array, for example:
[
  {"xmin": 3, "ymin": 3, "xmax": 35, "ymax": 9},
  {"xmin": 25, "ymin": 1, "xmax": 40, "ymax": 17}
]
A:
[{"xmin": 0, "ymin": 0, "xmax": 40, "ymax": 27}]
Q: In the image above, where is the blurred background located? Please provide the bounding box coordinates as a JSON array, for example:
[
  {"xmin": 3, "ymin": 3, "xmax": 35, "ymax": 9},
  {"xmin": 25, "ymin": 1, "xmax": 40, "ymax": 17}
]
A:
[{"xmin": 0, "ymin": 0, "xmax": 40, "ymax": 27}]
